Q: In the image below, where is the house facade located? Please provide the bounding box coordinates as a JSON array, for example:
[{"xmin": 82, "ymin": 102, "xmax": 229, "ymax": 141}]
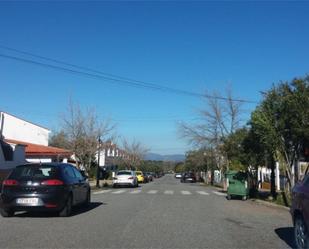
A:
[{"xmin": 0, "ymin": 111, "xmax": 72, "ymax": 164}]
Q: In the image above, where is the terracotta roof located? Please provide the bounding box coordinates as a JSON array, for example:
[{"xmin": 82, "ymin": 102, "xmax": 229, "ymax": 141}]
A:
[{"xmin": 5, "ymin": 139, "xmax": 72, "ymax": 157}]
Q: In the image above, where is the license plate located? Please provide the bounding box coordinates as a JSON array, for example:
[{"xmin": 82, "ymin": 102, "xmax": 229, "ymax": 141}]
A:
[
  {"xmin": 16, "ymin": 198, "xmax": 38, "ymax": 205},
  {"xmin": 187, "ymin": 178, "xmax": 193, "ymax": 181}
]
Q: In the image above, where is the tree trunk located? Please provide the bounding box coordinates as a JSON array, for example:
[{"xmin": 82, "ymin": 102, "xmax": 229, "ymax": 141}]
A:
[{"xmin": 270, "ymin": 156, "xmax": 277, "ymax": 199}]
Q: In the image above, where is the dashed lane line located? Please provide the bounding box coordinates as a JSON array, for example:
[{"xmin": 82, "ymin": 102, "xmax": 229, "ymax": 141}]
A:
[
  {"xmin": 147, "ymin": 190, "xmax": 158, "ymax": 194},
  {"xmin": 130, "ymin": 190, "xmax": 142, "ymax": 194},
  {"xmin": 181, "ymin": 190, "xmax": 192, "ymax": 195},
  {"xmin": 212, "ymin": 191, "xmax": 226, "ymax": 196},
  {"xmin": 112, "ymin": 190, "xmax": 127, "ymax": 194},
  {"xmin": 196, "ymin": 191, "xmax": 210, "ymax": 195},
  {"xmin": 93, "ymin": 190, "xmax": 112, "ymax": 195},
  {"xmin": 164, "ymin": 190, "xmax": 174, "ymax": 195}
]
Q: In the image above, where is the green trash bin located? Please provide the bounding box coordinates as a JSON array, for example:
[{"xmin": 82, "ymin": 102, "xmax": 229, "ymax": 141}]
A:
[{"xmin": 226, "ymin": 171, "xmax": 249, "ymax": 201}]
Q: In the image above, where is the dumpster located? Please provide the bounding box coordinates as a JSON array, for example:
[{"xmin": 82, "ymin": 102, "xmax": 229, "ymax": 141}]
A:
[{"xmin": 226, "ymin": 171, "xmax": 249, "ymax": 200}]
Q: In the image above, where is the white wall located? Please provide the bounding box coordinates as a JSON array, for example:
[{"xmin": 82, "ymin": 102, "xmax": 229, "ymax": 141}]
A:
[{"xmin": 0, "ymin": 112, "xmax": 50, "ymax": 146}]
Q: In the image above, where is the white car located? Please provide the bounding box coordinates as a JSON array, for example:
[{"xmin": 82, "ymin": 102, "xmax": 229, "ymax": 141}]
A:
[
  {"xmin": 113, "ymin": 170, "xmax": 138, "ymax": 188},
  {"xmin": 175, "ymin": 173, "xmax": 183, "ymax": 179}
]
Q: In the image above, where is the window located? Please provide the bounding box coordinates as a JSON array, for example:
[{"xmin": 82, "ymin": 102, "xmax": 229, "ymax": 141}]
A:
[
  {"xmin": 72, "ymin": 167, "xmax": 83, "ymax": 180},
  {"xmin": 11, "ymin": 165, "xmax": 59, "ymax": 179},
  {"xmin": 117, "ymin": 171, "xmax": 132, "ymax": 176},
  {"xmin": 63, "ymin": 166, "xmax": 76, "ymax": 179}
]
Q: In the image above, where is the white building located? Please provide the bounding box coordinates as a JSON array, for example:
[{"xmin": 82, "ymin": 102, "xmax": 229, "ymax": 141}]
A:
[
  {"xmin": 0, "ymin": 111, "xmax": 71, "ymax": 165},
  {"xmin": 0, "ymin": 111, "xmax": 50, "ymax": 146}
]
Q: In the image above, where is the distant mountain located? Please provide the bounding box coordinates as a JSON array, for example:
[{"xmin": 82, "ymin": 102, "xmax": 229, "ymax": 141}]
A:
[{"xmin": 144, "ymin": 153, "xmax": 185, "ymax": 162}]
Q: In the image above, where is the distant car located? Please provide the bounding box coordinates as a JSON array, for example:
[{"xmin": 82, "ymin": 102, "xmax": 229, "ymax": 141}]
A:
[
  {"xmin": 175, "ymin": 173, "xmax": 182, "ymax": 179},
  {"xmin": 144, "ymin": 172, "xmax": 153, "ymax": 182},
  {"xmin": 142, "ymin": 172, "xmax": 149, "ymax": 183},
  {"xmin": 135, "ymin": 171, "xmax": 145, "ymax": 183},
  {"xmin": 181, "ymin": 172, "xmax": 196, "ymax": 183},
  {"xmin": 0, "ymin": 163, "xmax": 90, "ymax": 217},
  {"xmin": 290, "ymin": 173, "xmax": 309, "ymax": 249},
  {"xmin": 113, "ymin": 170, "xmax": 138, "ymax": 188}
]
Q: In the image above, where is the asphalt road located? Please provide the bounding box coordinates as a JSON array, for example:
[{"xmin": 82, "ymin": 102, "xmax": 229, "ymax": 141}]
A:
[{"xmin": 0, "ymin": 175, "xmax": 293, "ymax": 249}]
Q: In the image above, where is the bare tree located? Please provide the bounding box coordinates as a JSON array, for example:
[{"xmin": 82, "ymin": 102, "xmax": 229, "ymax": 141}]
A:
[
  {"xmin": 120, "ymin": 139, "xmax": 149, "ymax": 170},
  {"xmin": 60, "ymin": 99, "xmax": 115, "ymax": 172},
  {"xmin": 180, "ymin": 87, "xmax": 242, "ymax": 171}
]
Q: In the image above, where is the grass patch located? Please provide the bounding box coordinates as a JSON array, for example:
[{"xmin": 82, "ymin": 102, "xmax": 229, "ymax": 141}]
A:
[
  {"xmin": 255, "ymin": 190, "xmax": 291, "ymax": 207},
  {"xmin": 274, "ymin": 191, "xmax": 292, "ymax": 207}
]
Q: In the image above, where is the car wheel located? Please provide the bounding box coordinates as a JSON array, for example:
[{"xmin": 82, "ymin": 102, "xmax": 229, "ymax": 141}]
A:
[
  {"xmin": 59, "ymin": 195, "xmax": 72, "ymax": 217},
  {"xmin": 113, "ymin": 184, "xmax": 117, "ymax": 188},
  {"xmin": 294, "ymin": 215, "xmax": 308, "ymax": 249},
  {"xmin": 0, "ymin": 208, "xmax": 14, "ymax": 217},
  {"xmin": 227, "ymin": 194, "xmax": 232, "ymax": 200},
  {"xmin": 242, "ymin": 195, "xmax": 247, "ymax": 201}
]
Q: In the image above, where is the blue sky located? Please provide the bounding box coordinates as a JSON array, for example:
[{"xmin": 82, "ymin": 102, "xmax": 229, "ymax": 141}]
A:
[{"xmin": 0, "ymin": 1, "xmax": 309, "ymax": 154}]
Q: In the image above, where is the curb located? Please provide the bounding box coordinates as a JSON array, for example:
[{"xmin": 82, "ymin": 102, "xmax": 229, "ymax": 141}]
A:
[
  {"xmin": 205, "ymin": 185, "xmax": 290, "ymax": 211},
  {"xmin": 250, "ymin": 199, "xmax": 290, "ymax": 211}
]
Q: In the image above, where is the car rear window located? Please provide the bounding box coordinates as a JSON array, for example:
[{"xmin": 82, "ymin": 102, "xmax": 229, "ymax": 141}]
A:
[
  {"xmin": 117, "ymin": 171, "xmax": 132, "ymax": 176},
  {"xmin": 10, "ymin": 165, "xmax": 59, "ymax": 179}
]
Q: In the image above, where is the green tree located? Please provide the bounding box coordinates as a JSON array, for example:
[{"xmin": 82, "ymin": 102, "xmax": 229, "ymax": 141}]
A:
[
  {"xmin": 222, "ymin": 128, "xmax": 249, "ymax": 171},
  {"xmin": 250, "ymin": 76, "xmax": 309, "ymax": 189}
]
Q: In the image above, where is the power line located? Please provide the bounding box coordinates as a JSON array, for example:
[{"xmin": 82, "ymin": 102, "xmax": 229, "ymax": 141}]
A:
[{"xmin": 0, "ymin": 46, "xmax": 258, "ymax": 103}]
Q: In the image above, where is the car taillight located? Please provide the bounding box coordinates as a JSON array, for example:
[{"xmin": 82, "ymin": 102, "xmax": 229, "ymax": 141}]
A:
[
  {"xmin": 3, "ymin": 179, "xmax": 19, "ymax": 186},
  {"xmin": 41, "ymin": 179, "xmax": 64, "ymax": 186},
  {"xmin": 45, "ymin": 203, "xmax": 58, "ymax": 208}
]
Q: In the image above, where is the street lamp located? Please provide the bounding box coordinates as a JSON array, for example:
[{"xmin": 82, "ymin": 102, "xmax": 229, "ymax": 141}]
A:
[{"xmin": 96, "ymin": 136, "xmax": 102, "ymax": 188}]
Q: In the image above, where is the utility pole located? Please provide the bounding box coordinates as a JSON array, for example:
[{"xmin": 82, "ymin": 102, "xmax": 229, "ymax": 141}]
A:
[{"xmin": 96, "ymin": 136, "xmax": 101, "ymax": 188}]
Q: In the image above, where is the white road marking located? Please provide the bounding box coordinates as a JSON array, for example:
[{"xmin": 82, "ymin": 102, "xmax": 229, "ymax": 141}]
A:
[
  {"xmin": 130, "ymin": 190, "xmax": 142, "ymax": 194},
  {"xmin": 93, "ymin": 190, "xmax": 112, "ymax": 195},
  {"xmin": 112, "ymin": 190, "xmax": 127, "ymax": 194},
  {"xmin": 164, "ymin": 190, "xmax": 174, "ymax": 195},
  {"xmin": 196, "ymin": 191, "xmax": 209, "ymax": 195},
  {"xmin": 181, "ymin": 191, "xmax": 192, "ymax": 195},
  {"xmin": 212, "ymin": 191, "xmax": 226, "ymax": 196},
  {"xmin": 147, "ymin": 190, "xmax": 158, "ymax": 194}
]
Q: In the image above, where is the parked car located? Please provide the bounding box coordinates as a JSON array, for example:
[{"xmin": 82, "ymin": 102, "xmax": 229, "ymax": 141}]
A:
[
  {"xmin": 0, "ymin": 163, "xmax": 90, "ymax": 217},
  {"xmin": 181, "ymin": 172, "xmax": 196, "ymax": 183},
  {"xmin": 142, "ymin": 172, "xmax": 149, "ymax": 183},
  {"xmin": 144, "ymin": 172, "xmax": 153, "ymax": 182},
  {"xmin": 290, "ymin": 172, "xmax": 309, "ymax": 249},
  {"xmin": 135, "ymin": 171, "xmax": 145, "ymax": 183},
  {"xmin": 113, "ymin": 170, "xmax": 138, "ymax": 188},
  {"xmin": 175, "ymin": 173, "xmax": 182, "ymax": 179}
]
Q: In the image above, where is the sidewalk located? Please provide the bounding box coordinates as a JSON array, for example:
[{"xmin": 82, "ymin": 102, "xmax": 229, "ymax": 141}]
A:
[
  {"xmin": 89, "ymin": 179, "xmax": 113, "ymax": 189},
  {"xmin": 206, "ymin": 184, "xmax": 290, "ymax": 210}
]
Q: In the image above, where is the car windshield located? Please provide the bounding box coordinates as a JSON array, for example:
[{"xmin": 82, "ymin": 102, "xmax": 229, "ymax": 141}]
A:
[
  {"xmin": 10, "ymin": 164, "xmax": 59, "ymax": 179},
  {"xmin": 117, "ymin": 171, "xmax": 132, "ymax": 176}
]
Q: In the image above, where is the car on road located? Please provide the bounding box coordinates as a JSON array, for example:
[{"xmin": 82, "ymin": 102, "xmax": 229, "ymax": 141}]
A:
[
  {"xmin": 144, "ymin": 172, "xmax": 153, "ymax": 182},
  {"xmin": 181, "ymin": 172, "xmax": 196, "ymax": 183},
  {"xmin": 175, "ymin": 173, "xmax": 182, "ymax": 179},
  {"xmin": 113, "ymin": 170, "xmax": 138, "ymax": 188},
  {"xmin": 0, "ymin": 163, "xmax": 90, "ymax": 217},
  {"xmin": 291, "ymin": 171, "xmax": 309, "ymax": 249},
  {"xmin": 135, "ymin": 171, "xmax": 145, "ymax": 183}
]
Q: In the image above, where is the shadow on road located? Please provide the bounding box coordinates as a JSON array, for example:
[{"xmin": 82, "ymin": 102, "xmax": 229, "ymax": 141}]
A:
[
  {"xmin": 275, "ymin": 227, "xmax": 295, "ymax": 248},
  {"xmin": 13, "ymin": 202, "xmax": 105, "ymax": 218}
]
